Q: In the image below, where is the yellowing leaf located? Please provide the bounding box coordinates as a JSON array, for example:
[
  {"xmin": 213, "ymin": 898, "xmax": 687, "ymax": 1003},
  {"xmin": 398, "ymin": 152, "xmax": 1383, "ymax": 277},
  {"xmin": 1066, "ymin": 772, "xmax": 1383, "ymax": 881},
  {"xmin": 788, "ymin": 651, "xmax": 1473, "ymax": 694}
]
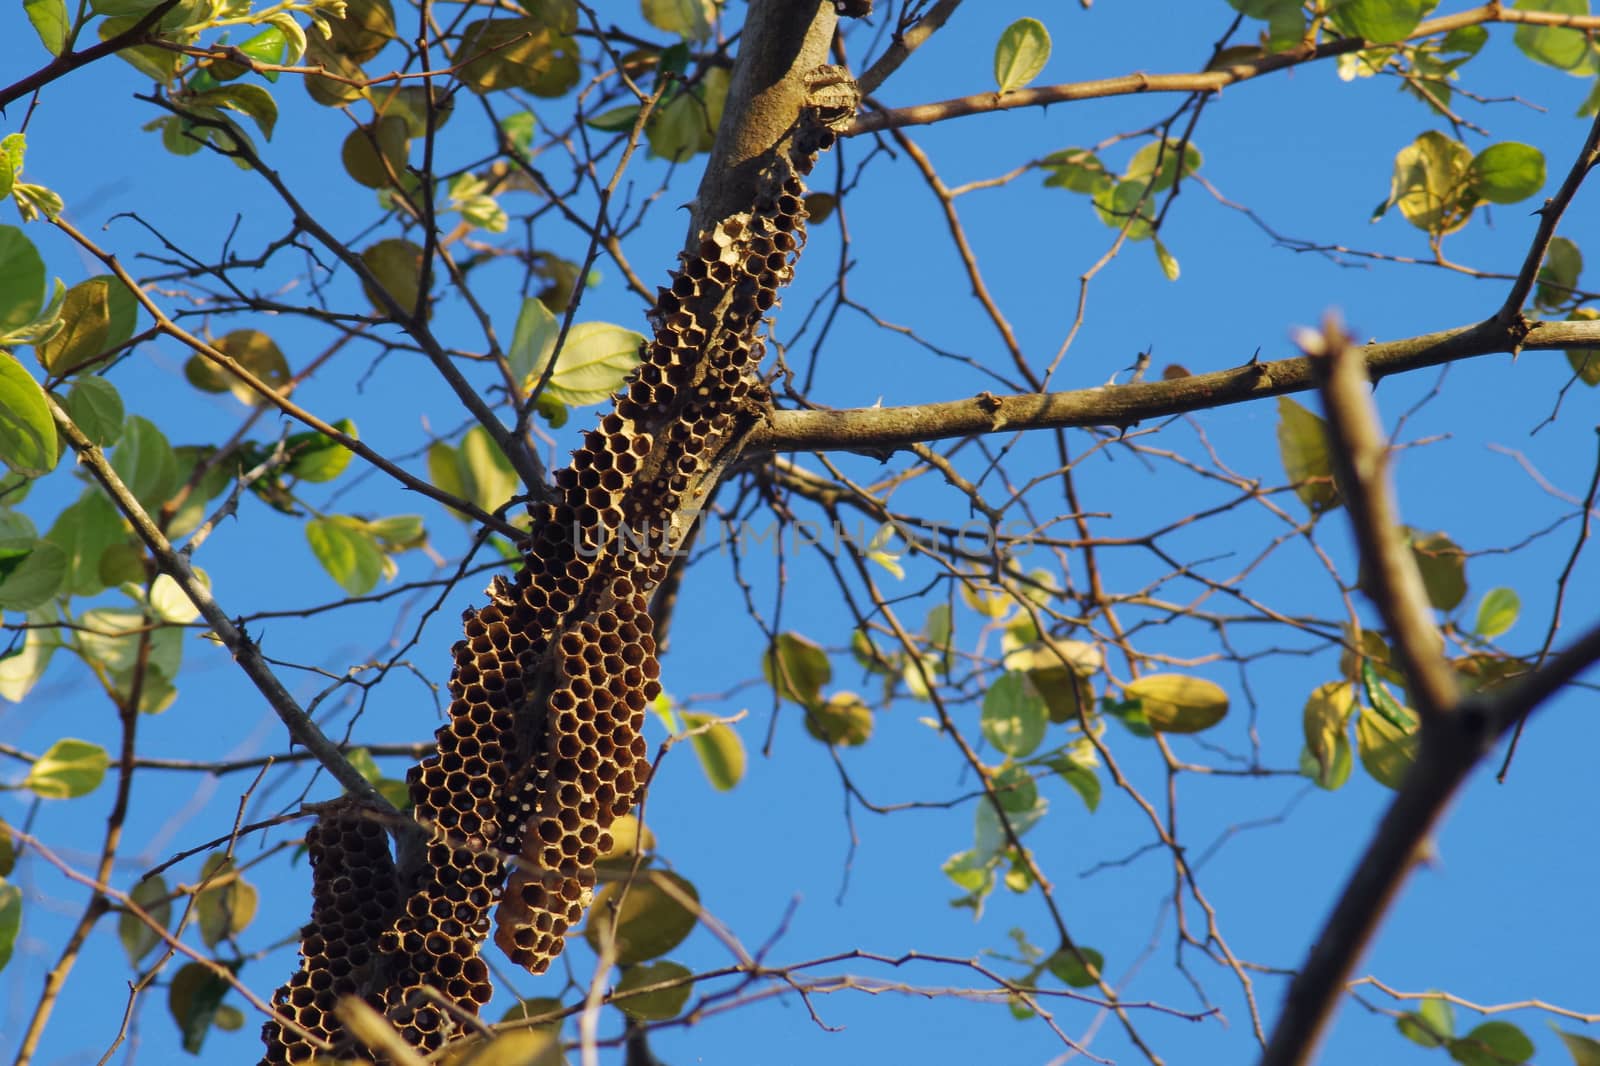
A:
[
  {"xmin": 1356, "ymin": 706, "xmax": 1417, "ymax": 789},
  {"xmin": 1126, "ymin": 674, "xmax": 1228, "ymax": 733},
  {"xmin": 1302, "ymin": 681, "xmax": 1354, "ymax": 790},
  {"xmin": 1387, "ymin": 131, "xmax": 1475, "ymax": 236}
]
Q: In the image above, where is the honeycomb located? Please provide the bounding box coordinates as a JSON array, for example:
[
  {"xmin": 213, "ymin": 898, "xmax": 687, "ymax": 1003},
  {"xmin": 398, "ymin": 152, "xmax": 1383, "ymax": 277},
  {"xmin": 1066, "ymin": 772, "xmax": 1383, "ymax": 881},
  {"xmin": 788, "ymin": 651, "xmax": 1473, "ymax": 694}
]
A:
[
  {"xmin": 261, "ymin": 801, "xmax": 400, "ymax": 1064},
  {"xmin": 261, "ymin": 64, "xmax": 857, "ymax": 1064}
]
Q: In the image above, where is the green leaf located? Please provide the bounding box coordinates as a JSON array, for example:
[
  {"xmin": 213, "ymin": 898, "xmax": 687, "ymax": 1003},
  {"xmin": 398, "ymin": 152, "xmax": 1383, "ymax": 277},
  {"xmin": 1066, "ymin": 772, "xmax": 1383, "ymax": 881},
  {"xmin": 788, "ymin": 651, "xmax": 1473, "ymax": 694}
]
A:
[
  {"xmin": 991, "ymin": 763, "xmax": 1038, "ymax": 813},
  {"xmin": 1474, "ymin": 588, "xmax": 1520, "ymax": 639},
  {"xmin": 187, "ymin": 84, "xmax": 278, "ymax": 140},
  {"xmin": 1125, "ymin": 138, "xmax": 1203, "ymax": 194},
  {"xmin": 195, "ymin": 854, "xmax": 258, "ymax": 947},
  {"xmin": 0, "ymin": 818, "xmax": 13, "ymax": 875},
  {"xmin": 1361, "ymin": 659, "xmax": 1419, "ymax": 731},
  {"xmin": 642, "ymin": 0, "xmax": 713, "ymax": 41},
  {"xmin": 1388, "ymin": 130, "xmax": 1476, "ymax": 236},
  {"xmin": 981, "ymin": 671, "xmax": 1048, "ymax": 758},
  {"xmin": 1467, "ymin": 142, "xmax": 1545, "ymax": 204},
  {"xmin": 110, "ymin": 415, "xmax": 179, "ymax": 510},
  {"xmin": 1450, "ymin": 1021, "xmax": 1535, "ymax": 1065},
  {"xmin": 1513, "ymin": 0, "xmax": 1598, "ymax": 75},
  {"xmin": 359, "ymin": 238, "xmax": 426, "ymax": 317},
  {"xmin": 367, "ymin": 514, "xmax": 424, "ymax": 551},
  {"xmin": 24, "ymin": 0, "xmax": 68, "ymax": 55},
  {"xmin": 1335, "ymin": 0, "xmax": 1429, "ymax": 43},
  {"xmin": 500, "ymin": 111, "xmax": 537, "ymax": 154},
  {"xmin": 527, "ymin": 321, "xmax": 643, "ymax": 406},
  {"xmin": 119, "ymin": 874, "xmax": 171, "ymax": 965},
  {"xmin": 0, "ymin": 136, "xmax": 19, "ymax": 200},
  {"xmin": 65, "ymin": 376, "xmax": 124, "ymax": 446},
  {"xmin": 1092, "ymin": 179, "xmax": 1155, "ymax": 240},
  {"xmin": 762, "ymin": 632, "xmax": 831, "ymax": 707},
  {"xmin": 498, "ymin": 995, "xmax": 565, "ymax": 1029},
  {"xmin": 1301, "ymin": 681, "xmax": 1354, "ymax": 790},
  {"xmin": 0, "ymin": 607, "xmax": 61, "ymax": 701},
  {"xmin": 78, "ymin": 605, "xmax": 181, "ymax": 677},
  {"xmin": 0, "ymin": 226, "xmax": 48, "ymax": 335},
  {"xmin": 803, "ymin": 690, "xmax": 873, "ymax": 746},
  {"xmin": 167, "ymin": 960, "xmax": 232, "ymax": 1054},
  {"xmin": 1126, "ymin": 673, "xmax": 1229, "ymax": 733},
  {"xmin": 13, "ymin": 182, "xmax": 65, "ymax": 224},
  {"xmin": 681, "ymin": 712, "xmax": 745, "ymax": 790},
  {"xmin": 974, "ymin": 783, "xmax": 1046, "ymax": 856},
  {"xmin": 614, "ymin": 959, "xmax": 693, "ymax": 1020},
  {"xmin": 1153, "ymin": 238, "xmax": 1180, "ymax": 281},
  {"xmin": 0, "ymin": 878, "xmax": 19, "ymax": 972},
  {"xmin": 325, "ymin": 0, "xmax": 395, "ymax": 61},
  {"xmin": 1410, "ymin": 529, "xmax": 1467, "ymax": 611},
  {"xmin": 1356, "ymin": 705, "xmax": 1416, "ymax": 788},
  {"xmin": 457, "ymin": 17, "xmax": 574, "ymax": 95},
  {"xmin": 306, "ymin": 515, "xmax": 386, "ymax": 595},
  {"xmin": 1556, "ymin": 1028, "xmax": 1600, "ymax": 1066},
  {"xmin": 1046, "ymin": 946, "xmax": 1104, "ymax": 988},
  {"xmin": 284, "ymin": 419, "xmax": 357, "ymax": 482},
  {"xmin": 1537, "ymin": 236, "xmax": 1583, "ymax": 310},
  {"xmin": 1040, "ymin": 148, "xmax": 1112, "ymax": 195},
  {"xmin": 98, "ymin": 14, "xmax": 183, "ymax": 83},
  {"xmin": 584, "ymin": 870, "xmax": 699, "ymax": 965},
  {"xmin": 508, "ymin": 295, "xmax": 560, "ymax": 390},
  {"xmin": 1397, "ymin": 994, "xmax": 1454, "ymax": 1046},
  {"xmin": 994, "ymin": 17, "xmax": 1051, "ymax": 93},
  {"xmin": 1277, "ymin": 396, "xmax": 1340, "ymax": 513},
  {"xmin": 1047, "ymin": 743, "xmax": 1102, "ymax": 812},
  {"xmin": 0, "ymin": 351, "xmax": 56, "ymax": 477},
  {"xmin": 459, "ymin": 425, "xmax": 517, "ymax": 514},
  {"xmin": 24, "ymin": 737, "xmax": 109, "ymax": 798},
  {"xmin": 45, "ymin": 490, "xmax": 125, "ymax": 597},
  {"xmin": 236, "ymin": 24, "xmax": 289, "ymax": 70},
  {"xmin": 341, "ymin": 116, "xmax": 409, "ymax": 188},
  {"xmin": 0, "ymin": 537, "xmax": 66, "ymax": 609}
]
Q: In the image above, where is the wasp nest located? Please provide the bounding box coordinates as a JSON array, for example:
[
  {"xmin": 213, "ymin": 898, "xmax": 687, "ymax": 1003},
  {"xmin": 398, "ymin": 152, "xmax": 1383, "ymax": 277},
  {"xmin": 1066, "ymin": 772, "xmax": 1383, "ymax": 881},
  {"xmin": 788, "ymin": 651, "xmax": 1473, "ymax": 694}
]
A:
[
  {"xmin": 262, "ymin": 68, "xmax": 854, "ymax": 1063},
  {"xmin": 261, "ymin": 802, "xmax": 399, "ymax": 1064}
]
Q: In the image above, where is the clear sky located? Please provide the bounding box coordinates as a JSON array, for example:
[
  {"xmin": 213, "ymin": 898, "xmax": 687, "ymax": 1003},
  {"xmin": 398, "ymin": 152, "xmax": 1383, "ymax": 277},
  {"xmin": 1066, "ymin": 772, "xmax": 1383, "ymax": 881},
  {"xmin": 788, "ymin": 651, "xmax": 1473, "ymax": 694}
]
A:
[{"xmin": 2, "ymin": 3, "xmax": 1598, "ymax": 1065}]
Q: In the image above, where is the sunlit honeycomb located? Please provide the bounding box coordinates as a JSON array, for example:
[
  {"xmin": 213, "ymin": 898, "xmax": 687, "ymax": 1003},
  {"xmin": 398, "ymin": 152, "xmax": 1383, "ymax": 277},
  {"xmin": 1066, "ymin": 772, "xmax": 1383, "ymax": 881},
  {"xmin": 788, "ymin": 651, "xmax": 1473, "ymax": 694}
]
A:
[
  {"xmin": 261, "ymin": 802, "xmax": 399, "ymax": 1064},
  {"xmin": 262, "ymin": 79, "xmax": 848, "ymax": 1065}
]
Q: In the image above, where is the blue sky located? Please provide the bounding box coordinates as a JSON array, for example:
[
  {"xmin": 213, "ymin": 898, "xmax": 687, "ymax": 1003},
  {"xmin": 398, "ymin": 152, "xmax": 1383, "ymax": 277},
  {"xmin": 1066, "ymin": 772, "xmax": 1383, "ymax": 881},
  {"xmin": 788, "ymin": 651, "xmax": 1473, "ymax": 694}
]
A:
[{"xmin": 3, "ymin": 2, "xmax": 1599, "ymax": 1064}]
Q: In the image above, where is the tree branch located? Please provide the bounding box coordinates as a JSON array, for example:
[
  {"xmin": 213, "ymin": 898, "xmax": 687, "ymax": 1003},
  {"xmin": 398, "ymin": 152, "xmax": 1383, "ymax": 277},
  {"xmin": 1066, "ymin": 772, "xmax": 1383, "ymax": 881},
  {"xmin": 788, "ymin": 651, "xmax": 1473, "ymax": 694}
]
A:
[
  {"xmin": 0, "ymin": 0, "xmax": 181, "ymax": 111},
  {"xmin": 747, "ymin": 316, "xmax": 1600, "ymax": 455},
  {"xmin": 1302, "ymin": 316, "xmax": 1459, "ymax": 718},
  {"xmin": 848, "ymin": 6, "xmax": 1600, "ymax": 136},
  {"xmin": 1259, "ymin": 323, "xmax": 1600, "ymax": 1066},
  {"xmin": 687, "ymin": 0, "xmax": 837, "ymax": 240},
  {"xmin": 49, "ymin": 215, "xmax": 522, "ymax": 539},
  {"xmin": 856, "ymin": 0, "xmax": 963, "ymax": 96},
  {"xmin": 47, "ymin": 395, "xmax": 396, "ymax": 813},
  {"xmin": 1497, "ymin": 109, "xmax": 1600, "ymax": 324}
]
